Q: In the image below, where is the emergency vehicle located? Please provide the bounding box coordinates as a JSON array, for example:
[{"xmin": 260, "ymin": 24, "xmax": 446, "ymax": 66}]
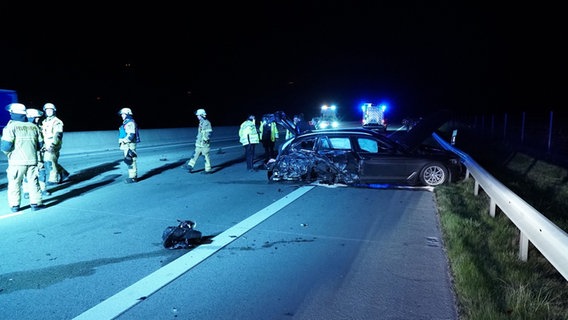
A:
[
  {"xmin": 313, "ymin": 104, "xmax": 339, "ymax": 129},
  {"xmin": 361, "ymin": 102, "xmax": 387, "ymax": 132},
  {"xmin": 0, "ymin": 89, "xmax": 18, "ymax": 130}
]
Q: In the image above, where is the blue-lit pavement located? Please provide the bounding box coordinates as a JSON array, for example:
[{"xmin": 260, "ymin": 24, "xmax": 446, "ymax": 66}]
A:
[{"xmin": 0, "ymin": 132, "xmax": 458, "ymax": 319}]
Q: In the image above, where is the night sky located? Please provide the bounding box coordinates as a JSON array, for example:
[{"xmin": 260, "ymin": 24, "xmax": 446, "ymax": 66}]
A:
[{"xmin": 0, "ymin": 2, "xmax": 563, "ymax": 132}]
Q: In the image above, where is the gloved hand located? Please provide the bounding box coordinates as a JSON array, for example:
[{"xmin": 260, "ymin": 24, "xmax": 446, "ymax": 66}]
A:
[
  {"xmin": 119, "ymin": 138, "xmax": 129, "ymax": 144},
  {"xmin": 203, "ymin": 139, "xmax": 209, "ymax": 144}
]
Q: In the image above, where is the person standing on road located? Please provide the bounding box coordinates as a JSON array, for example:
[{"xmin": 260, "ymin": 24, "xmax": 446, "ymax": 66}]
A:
[
  {"xmin": 24, "ymin": 108, "xmax": 50, "ymax": 197},
  {"xmin": 41, "ymin": 102, "xmax": 69, "ymax": 184},
  {"xmin": 239, "ymin": 115, "xmax": 260, "ymax": 172},
  {"xmin": 1, "ymin": 103, "xmax": 45, "ymax": 212},
  {"xmin": 185, "ymin": 108, "xmax": 213, "ymax": 174},
  {"xmin": 259, "ymin": 114, "xmax": 279, "ymax": 166},
  {"xmin": 118, "ymin": 107, "xmax": 140, "ymax": 183}
]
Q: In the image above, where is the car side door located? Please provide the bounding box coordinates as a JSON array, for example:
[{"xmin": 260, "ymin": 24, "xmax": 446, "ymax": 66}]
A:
[
  {"xmin": 316, "ymin": 134, "xmax": 361, "ymax": 173},
  {"xmin": 354, "ymin": 136, "xmax": 415, "ymax": 183}
]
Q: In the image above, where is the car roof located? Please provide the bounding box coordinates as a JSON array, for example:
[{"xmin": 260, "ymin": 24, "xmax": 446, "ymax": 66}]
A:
[{"xmin": 293, "ymin": 127, "xmax": 403, "ymax": 148}]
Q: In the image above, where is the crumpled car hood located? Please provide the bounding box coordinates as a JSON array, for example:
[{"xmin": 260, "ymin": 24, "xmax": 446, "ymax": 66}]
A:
[
  {"xmin": 388, "ymin": 109, "xmax": 451, "ymax": 152},
  {"xmin": 268, "ymin": 149, "xmax": 360, "ymax": 185}
]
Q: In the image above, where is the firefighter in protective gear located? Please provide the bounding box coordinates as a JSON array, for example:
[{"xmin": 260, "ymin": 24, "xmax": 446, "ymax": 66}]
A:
[
  {"xmin": 119, "ymin": 107, "xmax": 133, "ymax": 115},
  {"xmin": 239, "ymin": 115, "xmax": 260, "ymax": 171},
  {"xmin": 259, "ymin": 115, "xmax": 279, "ymax": 164},
  {"xmin": 41, "ymin": 102, "xmax": 67, "ymax": 184},
  {"xmin": 186, "ymin": 108, "xmax": 213, "ymax": 174},
  {"xmin": 1, "ymin": 103, "xmax": 45, "ymax": 212},
  {"xmin": 23, "ymin": 108, "xmax": 50, "ymax": 197},
  {"xmin": 118, "ymin": 107, "xmax": 140, "ymax": 183}
]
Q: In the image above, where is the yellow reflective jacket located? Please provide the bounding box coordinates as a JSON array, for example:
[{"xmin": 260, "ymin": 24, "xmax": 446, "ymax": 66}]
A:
[
  {"xmin": 239, "ymin": 119, "xmax": 260, "ymax": 146},
  {"xmin": 259, "ymin": 121, "xmax": 279, "ymax": 142}
]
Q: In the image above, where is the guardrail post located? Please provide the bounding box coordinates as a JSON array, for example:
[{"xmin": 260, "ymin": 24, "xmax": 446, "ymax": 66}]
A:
[
  {"xmin": 489, "ymin": 198, "xmax": 496, "ymax": 218},
  {"xmin": 474, "ymin": 181, "xmax": 479, "ymax": 196},
  {"xmin": 519, "ymin": 232, "xmax": 529, "ymax": 261}
]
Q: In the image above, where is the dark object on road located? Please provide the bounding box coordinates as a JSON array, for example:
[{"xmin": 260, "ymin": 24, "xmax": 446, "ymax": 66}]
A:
[{"xmin": 162, "ymin": 220, "xmax": 202, "ymax": 249}]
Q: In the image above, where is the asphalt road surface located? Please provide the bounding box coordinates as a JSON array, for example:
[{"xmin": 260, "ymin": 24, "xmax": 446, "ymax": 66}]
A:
[{"xmin": 0, "ymin": 134, "xmax": 459, "ymax": 319}]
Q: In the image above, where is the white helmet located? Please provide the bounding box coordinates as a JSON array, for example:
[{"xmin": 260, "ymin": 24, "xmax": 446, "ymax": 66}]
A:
[
  {"xmin": 195, "ymin": 108, "xmax": 207, "ymax": 116},
  {"xmin": 118, "ymin": 107, "xmax": 133, "ymax": 115},
  {"xmin": 26, "ymin": 108, "xmax": 44, "ymax": 118},
  {"xmin": 6, "ymin": 103, "xmax": 27, "ymax": 115},
  {"xmin": 43, "ymin": 103, "xmax": 56, "ymax": 111}
]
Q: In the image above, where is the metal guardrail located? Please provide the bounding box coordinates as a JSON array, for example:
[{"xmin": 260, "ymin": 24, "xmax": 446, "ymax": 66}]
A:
[{"xmin": 433, "ymin": 133, "xmax": 568, "ymax": 281}]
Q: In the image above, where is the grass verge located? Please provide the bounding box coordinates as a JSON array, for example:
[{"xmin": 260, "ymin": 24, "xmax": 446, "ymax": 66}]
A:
[{"xmin": 435, "ymin": 152, "xmax": 568, "ymax": 319}]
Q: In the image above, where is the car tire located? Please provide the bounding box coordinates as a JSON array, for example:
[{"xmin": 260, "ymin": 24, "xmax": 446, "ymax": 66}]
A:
[{"xmin": 419, "ymin": 162, "xmax": 448, "ymax": 186}]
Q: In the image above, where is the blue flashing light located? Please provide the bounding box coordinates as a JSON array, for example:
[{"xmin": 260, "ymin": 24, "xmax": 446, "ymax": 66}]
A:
[{"xmin": 361, "ymin": 102, "xmax": 372, "ymax": 112}]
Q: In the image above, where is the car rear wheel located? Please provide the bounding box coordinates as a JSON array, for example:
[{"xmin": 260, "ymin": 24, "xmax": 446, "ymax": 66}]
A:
[{"xmin": 419, "ymin": 162, "xmax": 448, "ymax": 186}]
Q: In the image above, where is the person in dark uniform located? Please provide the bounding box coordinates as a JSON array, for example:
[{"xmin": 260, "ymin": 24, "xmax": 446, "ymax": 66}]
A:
[{"xmin": 259, "ymin": 114, "xmax": 279, "ymax": 165}]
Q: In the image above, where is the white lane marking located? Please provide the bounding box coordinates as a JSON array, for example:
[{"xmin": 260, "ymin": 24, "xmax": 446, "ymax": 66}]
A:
[
  {"xmin": 0, "ymin": 211, "xmax": 25, "ymax": 219},
  {"xmin": 73, "ymin": 185, "xmax": 315, "ymax": 320}
]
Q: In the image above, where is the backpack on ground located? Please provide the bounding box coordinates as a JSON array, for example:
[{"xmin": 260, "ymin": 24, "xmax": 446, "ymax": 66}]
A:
[{"xmin": 162, "ymin": 220, "xmax": 202, "ymax": 249}]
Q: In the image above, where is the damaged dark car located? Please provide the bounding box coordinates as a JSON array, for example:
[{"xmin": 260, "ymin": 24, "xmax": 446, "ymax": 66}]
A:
[{"xmin": 266, "ymin": 110, "xmax": 464, "ymax": 187}]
